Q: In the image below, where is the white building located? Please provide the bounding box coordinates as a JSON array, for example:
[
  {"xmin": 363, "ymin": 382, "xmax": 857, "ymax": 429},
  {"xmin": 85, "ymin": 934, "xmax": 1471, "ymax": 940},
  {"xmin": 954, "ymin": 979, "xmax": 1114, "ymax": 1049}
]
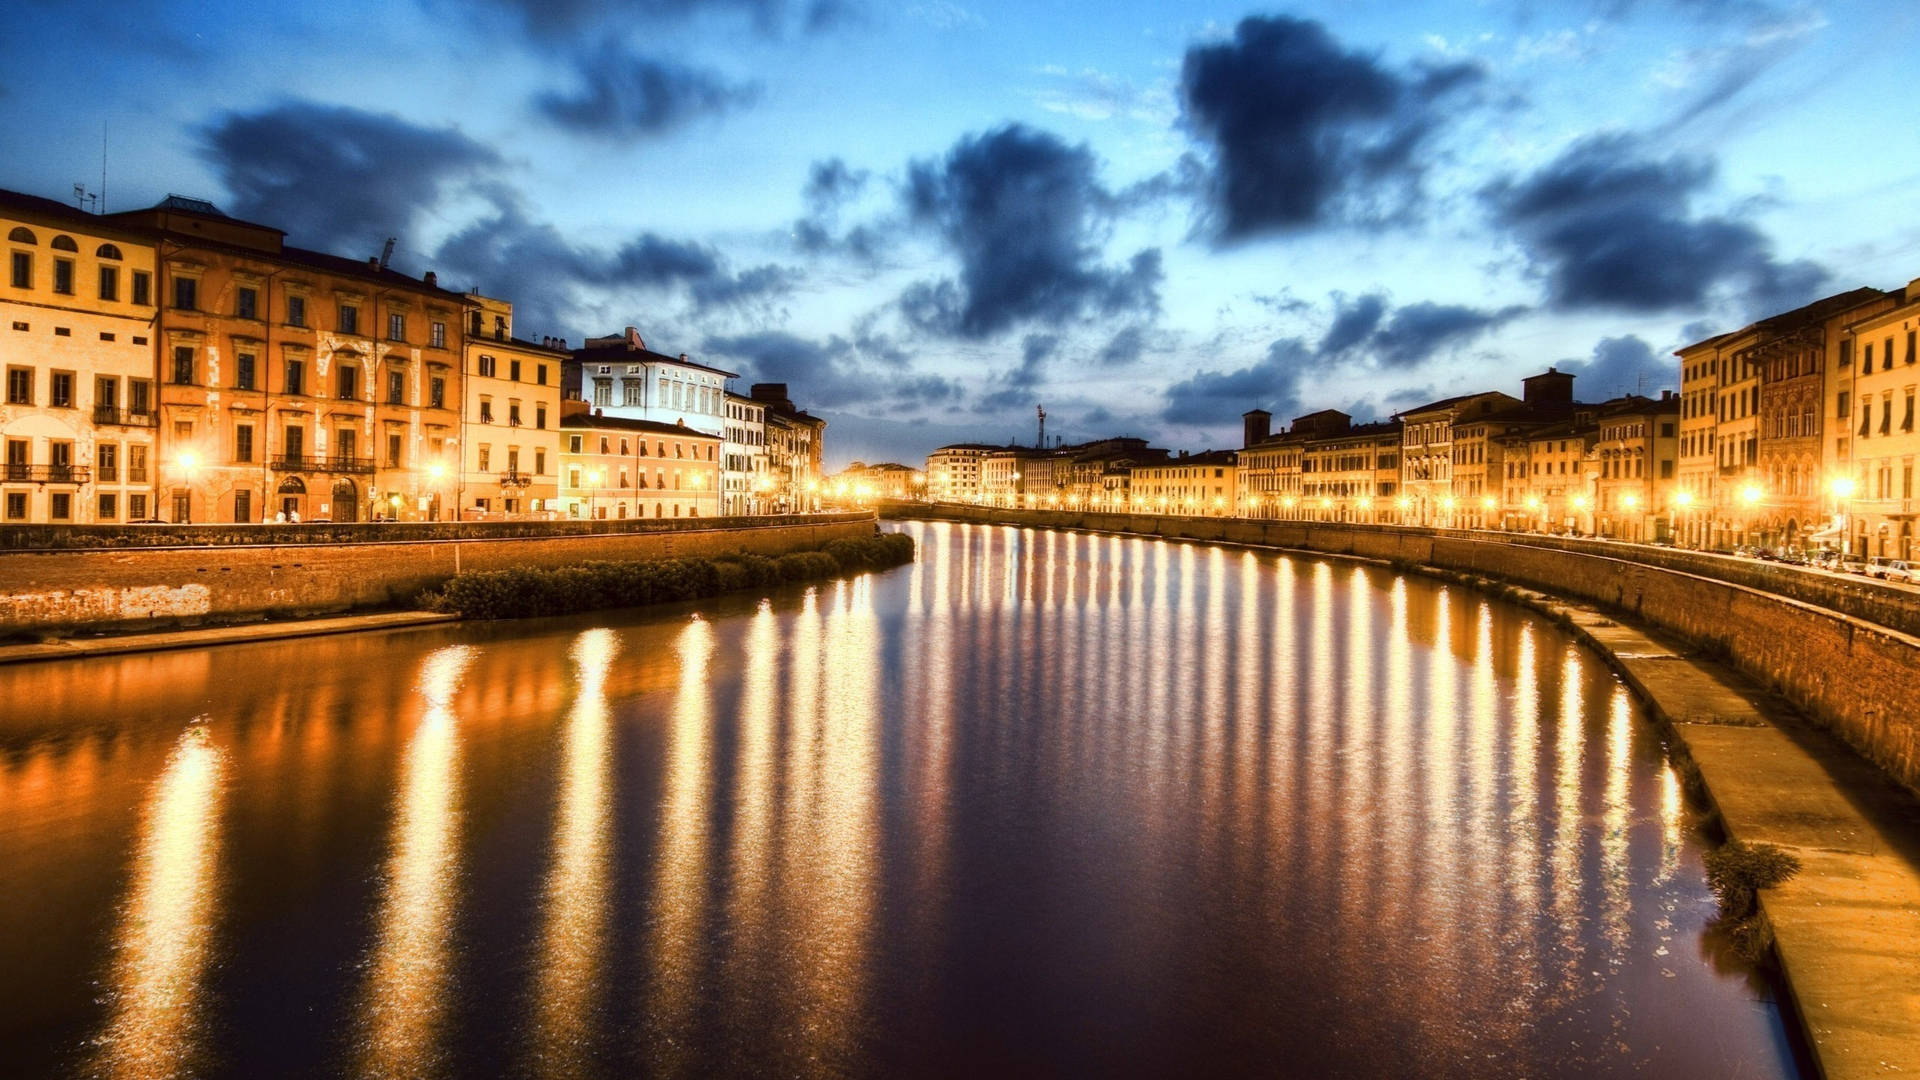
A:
[
  {"xmin": 566, "ymin": 326, "xmax": 734, "ymax": 439},
  {"xmin": 722, "ymin": 390, "xmax": 768, "ymax": 516}
]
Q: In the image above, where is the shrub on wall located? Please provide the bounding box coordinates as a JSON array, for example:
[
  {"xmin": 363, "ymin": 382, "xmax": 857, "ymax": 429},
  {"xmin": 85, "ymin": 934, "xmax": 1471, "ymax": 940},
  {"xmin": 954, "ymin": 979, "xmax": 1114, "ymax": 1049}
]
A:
[{"xmin": 424, "ymin": 531, "xmax": 915, "ymax": 619}]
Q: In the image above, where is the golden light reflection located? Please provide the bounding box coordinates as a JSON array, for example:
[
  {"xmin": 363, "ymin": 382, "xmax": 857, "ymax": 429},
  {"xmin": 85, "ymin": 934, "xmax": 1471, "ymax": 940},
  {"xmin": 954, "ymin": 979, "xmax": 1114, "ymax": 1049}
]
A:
[
  {"xmin": 644, "ymin": 617, "xmax": 716, "ymax": 1073},
  {"xmin": 528, "ymin": 628, "xmax": 620, "ymax": 1077},
  {"xmin": 91, "ymin": 724, "xmax": 227, "ymax": 1080},
  {"xmin": 358, "ymin": 644, "xmax": 475, "ymax": 1080}
]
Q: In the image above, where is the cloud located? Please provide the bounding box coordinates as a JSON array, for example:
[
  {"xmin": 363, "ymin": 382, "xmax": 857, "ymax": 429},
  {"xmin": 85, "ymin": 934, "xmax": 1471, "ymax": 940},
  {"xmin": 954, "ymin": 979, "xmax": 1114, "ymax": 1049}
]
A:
[
  {"xmin": 536, "ymin": 40, "xmax": 759, "ymax": 136},
  {"xmin": 1317, "ymin": 292, "xmax": 1388, "ymax": 354},
  {"xmin": 1368, "ymin": 301, "xmax": 1525, "ymax": 368},
  {"xmin": 1559, "ymin": 334, "xmax": 1676, "ymax": 399},
  {"xmin": 1179, "ymin": 15, "xmax": 1484, "ymax": 240},
  {"xmin": 469, "ymin": 0, "xmax": 803, "ymax": 38},
  {"xmin": 1097, "ymin": 325, "xmax": 1150, "ymax": 367},
  {"xmin": 433, "ymin": 188, "xmax": 795, "ymax": 335},
  {"xmin": 1483, "ymin": 133, "xmax": 1828, "ymax": 315},
  {"xmin": 1161, "ymin": 337, "xmax": 1313, "ymax": 425},
  {"xmin": 198, "ymin": 101, "xmax": 499, "ymax": 258},
  {"xmin": 900, "ymin": 124, "xmax": 1161, "ymax": 338},
  {"xmin": 704, "ymin": 330, "xmax": 960, "ymax": 409},
  {"xmin": 804, "ymin": 157, "xmax": 870, "ymax": 211},
  {"xmin": 976, "ymin": 332, "xmax": 1059, "ymax": 410},
  {"xmin": 792, "ymin": 157, "xmax": 887, "ymax": 261}
]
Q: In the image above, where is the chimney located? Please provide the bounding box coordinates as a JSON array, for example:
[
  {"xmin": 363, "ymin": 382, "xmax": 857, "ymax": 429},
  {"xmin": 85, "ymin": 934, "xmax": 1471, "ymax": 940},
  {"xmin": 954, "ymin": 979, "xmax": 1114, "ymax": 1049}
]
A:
[
  {"xmin": 423, "ymin": 271, "xmax": 437, "ymax": 287},
  {"xmin": 367, "ymin": 257, "xmax": 380, "ymax": 271},
  {"xmin": 1242, "ymin": 409, "xmax": 1271, "ymax": 448}
]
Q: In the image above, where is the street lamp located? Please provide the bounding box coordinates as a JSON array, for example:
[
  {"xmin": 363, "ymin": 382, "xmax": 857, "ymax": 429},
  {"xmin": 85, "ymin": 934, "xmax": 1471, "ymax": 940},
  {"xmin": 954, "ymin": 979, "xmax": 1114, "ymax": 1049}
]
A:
[
  {"xmin": 588, "ymin": 468, "xmax": 603, "ymax": 519},
  {"xmin": 1829, "ymin": 475, "xmax": 1857, "ymax": 555},
  {"xmin": 173, "ymin": 450, "xmax": 200, "ymax": 523}
]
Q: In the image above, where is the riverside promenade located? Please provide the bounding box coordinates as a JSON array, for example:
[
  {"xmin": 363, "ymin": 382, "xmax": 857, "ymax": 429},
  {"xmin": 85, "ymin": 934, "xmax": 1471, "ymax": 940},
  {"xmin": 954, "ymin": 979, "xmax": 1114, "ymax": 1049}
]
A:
[{"xmin": 890, "ymin": 505, "xmax": 1920, "ymax": 1079}]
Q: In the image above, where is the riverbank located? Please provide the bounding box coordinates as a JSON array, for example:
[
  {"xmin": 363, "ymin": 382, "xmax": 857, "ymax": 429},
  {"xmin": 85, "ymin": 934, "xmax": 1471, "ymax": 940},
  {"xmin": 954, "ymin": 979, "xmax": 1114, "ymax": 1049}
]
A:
[
  {"xmin": 0, "ymin": 610, "xmax": 460, "ymax": 665},
  {"xmin": 892, "ymin": 513, "xmax": 1920, "ymax": 1079}
]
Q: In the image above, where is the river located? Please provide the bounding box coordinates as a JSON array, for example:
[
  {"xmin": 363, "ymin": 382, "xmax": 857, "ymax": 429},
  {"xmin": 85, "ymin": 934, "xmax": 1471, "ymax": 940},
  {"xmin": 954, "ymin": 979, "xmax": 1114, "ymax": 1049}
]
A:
[{"xmin": 0, "ymin": 521, "xmax": 1802, "ymax": 1077}]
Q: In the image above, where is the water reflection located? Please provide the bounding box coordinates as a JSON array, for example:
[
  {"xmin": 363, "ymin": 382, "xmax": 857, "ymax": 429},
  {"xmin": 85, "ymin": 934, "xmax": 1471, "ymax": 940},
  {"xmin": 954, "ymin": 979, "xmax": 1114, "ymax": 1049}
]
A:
[
  {"xmin": 0, "ymin": 522, "xmax": 1798, "ymax": 1079},
  {"xmin": 357, "ymin": 645, "xmax": 474, "ymax": 1080},
  {"xmin": 90, "ymin": 724, "xmax": 226, "ymax": 1080},
  {"xmin": 528, "ymin": 629, "xmax": 619, "ymax": 1077}
]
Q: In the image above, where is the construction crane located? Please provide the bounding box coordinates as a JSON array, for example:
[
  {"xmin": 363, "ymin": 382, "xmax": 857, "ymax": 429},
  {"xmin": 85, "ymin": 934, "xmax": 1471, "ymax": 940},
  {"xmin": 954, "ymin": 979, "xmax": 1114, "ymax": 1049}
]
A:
[{"xmin": 1037, "ymin": 404, "xmax": 1047, "ymax": 450}]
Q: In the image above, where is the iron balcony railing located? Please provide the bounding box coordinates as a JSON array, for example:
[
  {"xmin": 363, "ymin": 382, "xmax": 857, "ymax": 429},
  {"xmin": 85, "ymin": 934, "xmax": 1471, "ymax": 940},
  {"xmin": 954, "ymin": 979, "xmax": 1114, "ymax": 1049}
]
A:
[
  {"xmin": 499, "ymin": 470, "xmax": 532, "ymax": 486},
  {"xmin": 2, "ymin": 464, "xmax": 91, "ymax": 483},
  {"xmin": 92, "ymin": 406, "xmax": 156, "ymax": 428},
  {"xmin": 271, "ymin": 454, "xmax": 376, "ymax": 475}
]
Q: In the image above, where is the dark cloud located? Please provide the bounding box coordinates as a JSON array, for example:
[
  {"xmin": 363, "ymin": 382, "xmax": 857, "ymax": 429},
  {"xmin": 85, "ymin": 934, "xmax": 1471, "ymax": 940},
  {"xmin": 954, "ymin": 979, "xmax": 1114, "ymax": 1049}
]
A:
[
  {"xmin": 1484, "ymin": 133, "xmax": 1828, "ymax": 314},
  {"xmin": 1097, "ymin": 325, "xmax": 1150, "ymax": 367},
  {"xmin": 792, "ymin": 158, "xmax": 886, "ymax": 261},
  {"xmin": 199, "ymin": 101, "xmax": 499, "ymax": 259},
  {"xmin": 536, "ymin": 41, "xmax": 758, "ymax": 136},
  {"xmin": 1317, "ymin": 292, "xmax": 1388, "ymax": 354},
  {"xmin": 976, "ymin": 333, "xmax": 1059, "ymax": 411},
  {"xmin": 804, "ymin": 157, "xmax": 870, "ymax": 211},
  {"xmin": 469, "ymin": 0, "xmax": 809, "ymax": 38},
  {"xmin": 1161, "ymin": 337, "xmax": 1312, "ymax": 425},
  {"xmin": 1179, "ymin": 15, "xmax": 1484, "ymax": 240},
  {"xmin": 901, "ymin": 124, "xmax": 1162, "ymax": 338},
  {"xmin": 1560, "ymin": 334, "xmax": 1676, "ymax": 399},
  {"xmin": 1368, "ymin": 301, "xmax": 1524, "ymax": 368},
  {"xmin": 434, "ymin": 189, "xmax": 795, "ymax": 336},
  {"xmin": 703, "ymin": 330, "xmax": 959, "ymax": 409}
]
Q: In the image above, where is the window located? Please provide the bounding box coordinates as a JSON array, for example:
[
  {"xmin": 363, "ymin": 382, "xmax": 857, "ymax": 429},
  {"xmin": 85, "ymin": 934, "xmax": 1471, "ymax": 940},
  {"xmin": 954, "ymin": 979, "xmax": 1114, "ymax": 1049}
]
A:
[
  {"xmin": 50, "ymin": 370, "xmax": 73, "ymax": 408},
  {"xmin": 478, "ymin": 354, "xmax": 496, "ymax": 377},
  {"xmin": 6, "ymin": 367, "xmax": 31, "ymax": 404},
  {"xmin": 235, "ymin": 425, "xmax": 253, "ymax": 463},
  {"xmin": 1839, "ymin": 391, "xmax": 1851, "ymax": 418},
  {"xmin": 568, "ymin": 434, "xmax": 583, "ymax": 453},
  {"xmin": 9, "ymin": 252, "xmax": 29, "ymax": 289},
  {"xmin": 430, "ymin": 321, "xmax": 446, "ymax": 349},
  {"xmin": 98, "ymin": 266, "xmax": 119, "ymax": 301},
  {"xmin": 535, "ymin": 448, "xmax": 547, "ymax": 474},
  {"xmin": 237, "ymin": 287, "xmax": 258, "ymax": 319},
  {"xmin": 339, "ymin": 303, "xmax": 358, "ymax": 334},
  {"xmin": 1887, "ymin": 338, "xmax": 1897, "ymax": 371},
  {"xmin": 285, "ymin": 359, "xmax": 305, "ymax": 396},
  {"xmin": 50, "ymin": 492, "xmax": 71, "ymax": 521},
  {"xmin": 509, "ymin": 359, "xmax": 521, "ymax": 382},
  {"xmin": 173, "ymin": 277, "xmax": 197, "ymax": 310},
  {"xmin": 592, "ymin": 379, "xmax": 611, "ymax": 407},
  {"xmin": 388, "ymin": 313, "xmax": 405, "ymax": 342},
  {"xmin": 51, "ymin": 235, "xmax": 76, "ymax": 252},
  {"xmin": 1883, "ymin": 398, "xmax": 1893, "ymax": 436},
  {"xmin": 1906, "ymin": 392, "xmax": 1915, "ymax": 434},
  {"xmin": 336, "ymin": 364, "xmax": 357, "ymax": 400},
  {"xmin": 624, "ymin": 381, "xmax": 644, "ymax": 407},
  {"xmin": 224, "ymin": 488, "xmax": 251, "ymax": 524},
  {"xmin": 97, "ymin": 443, "xmax": 117, "ymax": 481},
  {"xmin": 172, "ymin": 346, "xmax": 195, "ymax": 385},
  {"xmin": 537, "ymin": 364, "xmax": 548, "ymax": 386},
  {"xmin": 129, "ymin": 379, "xmax": 150, "ymax": 416},
  {"xmin": 129, "ymin": 493, "xmax": 147, "ymax": 519},
  {"xmin": 479, "ymin": 395, "xmax": 493, "ymax": 423},
  {"xmin": 478, "ymin": 445, "xmax": 490, "ymax": 472},
  {"xmin": 599, "ymin": 436, "xmax": 609, "ymax": 454},
  {"xmin": 131, "ymin": 270, "xmax": 150, "ymax": 306},
  {"xmin": 387, "ymin": 433, "xmax": 402, "ymax": 468},
  {"xmin": 6, "ymin": 227, "xmax": 32, "ymax": 243},
  {"xmin": 283, "ymin": 425, "xmax": 304, "ymax": 458},
  {"xmin": 507, "ymin": 447, "xmax": 520, "ymax": 474},
  {"xmin": 288, "ymin": 295, "xmax": 307, "ymax": 327},
  {"xmin": 536, "ymin": 404, "xmax": 547, "ymax": 429},
  {"xmin": 429, "ymin": 375, "xmax": 445, "ymax": 408},
  {"xmin": 236, "ymin": 352, "xmax": 256, "ymax": 391},
  {"xmin": 98, "ymin": 493, "xmax": 117, "ymax": 521},
  {"xmin": 51, "ymin": 258, "xmax": 73, "ymax": 294},
  {"xmin": 508, "ymin": 401, "xmax": 521, "ymax": 426},
  {"xmin": 387, "ymin": 369, "xmax": 404, "ymax": 404}
]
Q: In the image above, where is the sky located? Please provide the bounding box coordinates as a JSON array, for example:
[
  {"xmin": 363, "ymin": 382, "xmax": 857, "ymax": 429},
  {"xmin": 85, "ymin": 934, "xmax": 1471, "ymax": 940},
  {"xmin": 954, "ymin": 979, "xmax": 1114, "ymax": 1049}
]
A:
[{"xmin": 3, "ymin": 0, "xmax": 1916, "ymax": 468}]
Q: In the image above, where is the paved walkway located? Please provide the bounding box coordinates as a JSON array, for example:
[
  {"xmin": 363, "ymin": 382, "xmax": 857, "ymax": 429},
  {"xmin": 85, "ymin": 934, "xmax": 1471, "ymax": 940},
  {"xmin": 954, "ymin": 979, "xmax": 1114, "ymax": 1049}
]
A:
[
  {"xmin": 0, "ymin": 610, "xmax": 460, "ymax": 665},
  {"xmin": 1547, "ymin": 598, "xmax": 1920, "ymax": 1079}
]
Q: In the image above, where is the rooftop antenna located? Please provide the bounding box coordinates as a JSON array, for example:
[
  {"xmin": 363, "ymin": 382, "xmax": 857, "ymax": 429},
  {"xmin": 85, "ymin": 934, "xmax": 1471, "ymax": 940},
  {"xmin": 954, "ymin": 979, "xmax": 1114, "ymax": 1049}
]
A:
[
  {"xmin": 72, "ymin": 183, "xmax": 97, "ymax": 213},
  {"xmin": 379, "ymin": 237, "xmax": 397, "ymax": 270},
  {"xmin": 1036, "ymin": 404, "xmax": 1046, "ymax": 450}
]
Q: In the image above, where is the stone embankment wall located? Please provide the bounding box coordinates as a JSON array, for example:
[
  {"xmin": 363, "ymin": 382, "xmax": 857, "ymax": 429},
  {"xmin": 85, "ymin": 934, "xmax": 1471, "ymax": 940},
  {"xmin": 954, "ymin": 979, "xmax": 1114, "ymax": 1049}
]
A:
[
  {"xmin": 890, "ymin": 504, "xmax": 1920, "ymax": 795},
  {"xmin": 0, "ymin": 513, "xmax": 877, "ymax": 635}
]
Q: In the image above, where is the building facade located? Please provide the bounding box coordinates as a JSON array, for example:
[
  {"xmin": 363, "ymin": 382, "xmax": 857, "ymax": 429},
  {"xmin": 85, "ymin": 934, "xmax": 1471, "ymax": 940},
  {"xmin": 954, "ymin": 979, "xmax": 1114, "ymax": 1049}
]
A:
[
  {"xmin": 1397, "ymin": 391, "xmax": 1519, "ymax": 527},
  {"xmin": 1842, "ymin": 279, "xmax": 1920, "ymax": 558},
  {"xmin": 751, "ymin": 383, "xmax": 826, "ymax": 512},
  {"xmin": 927, "ymin": 443, "xmax": 996, "ymax": 501},
  {"xmin": 1300, "ymin": 421, "xmax": 1401, "ymax": 522},
  {"xmin": 558, "ymin": 402, "xmax": 719, "ymax": 520},
  {"xmin": 1130, "ymin": 449, "xmax": 1237, "ymax": 514},
  {"xmin": 2, "ymin": 191, "xmax": 158, "ymax": 523},
  {"xmin": 722, "ymin": 391, "xmax": 768, "ymax": 515},
  {"xmin": 460, "ymin": 293, "xmax": 565, "ymax": 519},
  {"xmin": 1592, "ymin": 394, "xmax": 1681, "ymax": 542}
]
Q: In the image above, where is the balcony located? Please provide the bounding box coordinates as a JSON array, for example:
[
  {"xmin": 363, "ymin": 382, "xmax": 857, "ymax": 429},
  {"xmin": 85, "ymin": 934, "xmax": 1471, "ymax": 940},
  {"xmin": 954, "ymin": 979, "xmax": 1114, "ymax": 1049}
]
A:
[
  {"xmin": 499, "ymin": 469, "xmax": 532, "ymax": 487},
  {"xmin": 271, "ymin": 454, "xmax": 376, "ymax": 475},
  {"xmin": 92, "ymin": 406, "xmax": 156, "ymax": 428},
  {"xmin": 2, "ymin": 464, "xmax": 91, "ymax": 484}
]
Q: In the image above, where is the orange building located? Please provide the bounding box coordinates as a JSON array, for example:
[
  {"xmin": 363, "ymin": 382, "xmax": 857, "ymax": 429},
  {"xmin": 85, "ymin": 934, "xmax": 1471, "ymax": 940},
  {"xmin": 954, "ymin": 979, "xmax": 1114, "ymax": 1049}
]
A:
[
  {"xmin": 558, "ymin": 401, "xmax": 720, "ymax": 519},
  {"xmin": 110, "ymin": 196, "xmax": 466, "ymax": 522}
]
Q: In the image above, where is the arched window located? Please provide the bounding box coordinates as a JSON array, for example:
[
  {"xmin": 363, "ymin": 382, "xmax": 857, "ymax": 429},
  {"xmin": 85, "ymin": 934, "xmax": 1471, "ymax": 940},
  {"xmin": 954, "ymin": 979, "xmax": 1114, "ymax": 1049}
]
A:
[
  {"xmin": 7, "ymin": 227, "xmax": 35, "ymax": 244},
  {"xmin": 96, "ymin": 243, "xmax": 122, "ymax": 260},
  {"xmin": 50, "ymin": 235, "xmax": 78, "ymax": 252}
]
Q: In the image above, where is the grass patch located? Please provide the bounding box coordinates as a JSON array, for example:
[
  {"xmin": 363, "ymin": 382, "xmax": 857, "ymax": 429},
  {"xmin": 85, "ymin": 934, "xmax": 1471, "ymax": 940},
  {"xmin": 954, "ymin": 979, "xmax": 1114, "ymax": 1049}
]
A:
[
  {"xmin": 1703, "ymin": 840, "xmax": 1801, "ymax": 921},
  {"xmin": 422, "ymin": 531, "xmax": 914, "ymax": 619}
]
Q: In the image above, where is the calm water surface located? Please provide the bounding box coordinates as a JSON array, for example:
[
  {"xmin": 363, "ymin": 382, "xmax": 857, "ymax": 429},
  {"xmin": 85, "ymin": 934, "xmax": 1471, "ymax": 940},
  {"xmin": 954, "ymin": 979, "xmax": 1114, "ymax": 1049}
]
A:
[{"xmin": 0, "ymin": 522, "xmax": 1802, "ymax": 1077}]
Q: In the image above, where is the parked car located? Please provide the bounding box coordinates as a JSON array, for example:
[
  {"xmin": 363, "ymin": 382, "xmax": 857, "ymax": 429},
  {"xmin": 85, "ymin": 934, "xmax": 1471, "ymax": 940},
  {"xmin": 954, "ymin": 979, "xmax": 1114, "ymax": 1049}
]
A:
[
  {"xmin": 1811, "ymin": 550, "xmax": 1843, "ymax": 570},
  {"xmin": 1868, "ymin": 557, "xmax": 1917, "ymax": 583},
  {"xmin": 1777, "ymin": 549, "xmax": 1809, "ymax": 566}
]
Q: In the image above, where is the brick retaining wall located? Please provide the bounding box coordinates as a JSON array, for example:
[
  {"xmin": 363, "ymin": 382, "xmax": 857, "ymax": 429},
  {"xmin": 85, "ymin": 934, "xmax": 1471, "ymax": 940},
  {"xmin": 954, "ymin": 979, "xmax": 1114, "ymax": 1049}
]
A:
[
  {"xmin": 889, "ymin": 505, "xmax": 1920, "ymax": 795},
  {"xmin": 0, "ymin": 514, "xmax": 879, "ymax": 635}
]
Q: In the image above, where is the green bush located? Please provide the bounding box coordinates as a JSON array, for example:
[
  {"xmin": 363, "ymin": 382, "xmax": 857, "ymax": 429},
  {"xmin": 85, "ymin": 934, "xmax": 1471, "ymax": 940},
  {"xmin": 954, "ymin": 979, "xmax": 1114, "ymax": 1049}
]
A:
[
  {"xmin": 1703, "ymin": 840, "xmax": 1801, "ymax": 921},
  {"xmin": 426, "ymin": 531, "xmax": 915, "ymax": 619}
]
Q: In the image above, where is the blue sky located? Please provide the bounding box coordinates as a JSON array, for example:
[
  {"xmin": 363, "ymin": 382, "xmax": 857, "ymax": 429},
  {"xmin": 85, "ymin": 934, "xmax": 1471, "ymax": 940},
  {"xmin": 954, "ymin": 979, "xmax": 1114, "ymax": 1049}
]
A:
[{"xmin": 3, "ymin": 0, "xmax": 1915, "ymax": 467}]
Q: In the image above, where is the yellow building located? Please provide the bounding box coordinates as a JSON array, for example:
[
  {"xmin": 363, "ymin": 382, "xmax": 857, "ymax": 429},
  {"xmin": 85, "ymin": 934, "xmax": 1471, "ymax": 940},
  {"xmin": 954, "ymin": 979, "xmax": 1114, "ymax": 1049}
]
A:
[
  {"xmin": 1842, "ymin": 277, "xmax": 1920, "ymax": 558},
  {"xmin": 558, "ymin": 401, "xmax": 719, "ymax": 520},
  {"xmin": 1592, "ymin": 393, "xmax": 1680, "ymax": 542},
  {"xmin": 1130, "ymin": 449, "xmax": 1237, "ymax": 515},
  {"xmin": 1396, "ymin": 391, "xmax": 1519, "ymax": 526},
  {"xmin": 926, "ymin": 443, "xmax": 995, "ymax": 501},
  {"xmin": 460, "ymin": 293, "xmax": 565, "ymax": 519},
  {"xmin": 1301, "ymin": 421, "xmax": 1401, "ymax": 522},
  {"xmin": 2, "ymin": 190, "xmax": 159, "ymax": 523}
]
